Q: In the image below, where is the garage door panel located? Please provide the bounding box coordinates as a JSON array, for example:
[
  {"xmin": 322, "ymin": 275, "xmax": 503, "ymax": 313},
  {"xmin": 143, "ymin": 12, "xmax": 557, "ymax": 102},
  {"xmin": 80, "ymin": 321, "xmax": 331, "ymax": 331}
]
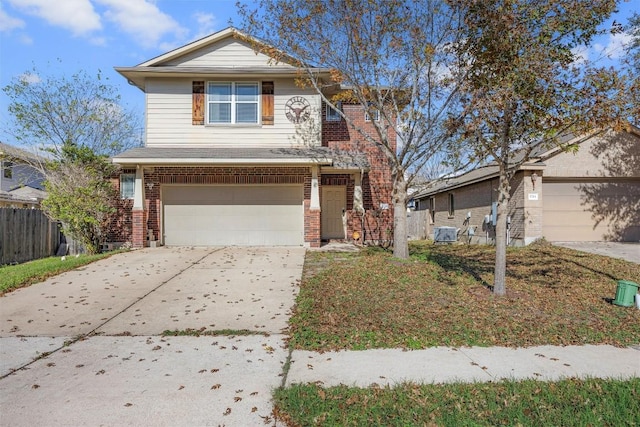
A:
[
  {"xmin": 163, "ymin": 185, "xmax": 303, "ymax": 246},
  {"xmin": 543, "ymin": 181, "xmax": 639, "ymax": 242}
]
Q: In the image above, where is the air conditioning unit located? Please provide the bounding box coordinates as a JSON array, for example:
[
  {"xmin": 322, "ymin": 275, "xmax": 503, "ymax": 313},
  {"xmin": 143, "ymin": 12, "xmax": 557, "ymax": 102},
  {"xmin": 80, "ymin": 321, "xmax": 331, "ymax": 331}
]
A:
[{"xmin": 434, "ymin": 226, "xmax": 458, "ymax": 243}]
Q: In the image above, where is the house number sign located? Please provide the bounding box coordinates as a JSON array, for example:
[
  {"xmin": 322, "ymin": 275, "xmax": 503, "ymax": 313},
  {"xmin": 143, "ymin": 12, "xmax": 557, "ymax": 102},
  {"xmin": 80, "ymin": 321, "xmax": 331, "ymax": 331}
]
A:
[{"xmin": 285, "ymin": 96, "xmax": 311, "ymax": 124}]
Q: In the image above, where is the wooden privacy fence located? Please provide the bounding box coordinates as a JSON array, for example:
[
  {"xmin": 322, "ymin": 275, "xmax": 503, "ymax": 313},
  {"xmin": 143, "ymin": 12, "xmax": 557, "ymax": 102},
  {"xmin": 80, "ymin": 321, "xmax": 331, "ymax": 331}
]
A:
[
  {"xmin": 0, "ymin": 208, "xmax": 61, "ymax": 265},
  {"xmin": 407, "ymin": 209, "xmax": 429, "ymax": 241}
]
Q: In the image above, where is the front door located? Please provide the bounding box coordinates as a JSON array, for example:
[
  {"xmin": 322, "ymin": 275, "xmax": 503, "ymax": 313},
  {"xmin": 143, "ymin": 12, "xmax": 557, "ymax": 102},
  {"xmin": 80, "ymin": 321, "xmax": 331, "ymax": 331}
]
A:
[{"xmin": 321, "ymin": 186, "xmax": 346, "ymax": 240}]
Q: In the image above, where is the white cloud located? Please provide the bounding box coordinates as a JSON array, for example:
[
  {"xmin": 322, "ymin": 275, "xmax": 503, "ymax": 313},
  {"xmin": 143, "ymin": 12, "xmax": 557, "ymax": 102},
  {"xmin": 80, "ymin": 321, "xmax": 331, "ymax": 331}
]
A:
[
  {"xmin": 571, "ymin": 46, "xmax": 589, "ymax": 65},
  {"xmin": 7, "ymin": 0, "xmax": 101, "ymax": 35},
  {"xmin": 0, "ymin": 7, "xmax": 25, "ymax": 32},
  {"xmin": 593, "ymin": 31, "xmax": 632, "ymax": 60},
  {"xmin": 89, "ymin": 36, "xmax": 107, "ymax": 46},
  {"xmin": 193, "ymin": 11, "xmax": 217, "ymax": 40},
  {"xmin": 96, "ymin": 0, "xmax": 186, "ymax": 48},
  {"xmin": 19, "ymin": 72, "xmax": 41, "ymax": 84},
  {"xmin": 19, "ymin": 33, "xmax": 33, "ymax": 44}
]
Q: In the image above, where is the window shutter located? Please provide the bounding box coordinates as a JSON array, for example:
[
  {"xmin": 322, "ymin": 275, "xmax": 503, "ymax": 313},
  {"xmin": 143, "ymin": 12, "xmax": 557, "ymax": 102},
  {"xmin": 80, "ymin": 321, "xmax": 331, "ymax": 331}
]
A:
[
  {"xmin": 262, "ymin": 81, "xmax": 274, "ymax": 125},
  {"xmin": 192, "ymin": 81, "xmax": 205, "ymax": 125}
]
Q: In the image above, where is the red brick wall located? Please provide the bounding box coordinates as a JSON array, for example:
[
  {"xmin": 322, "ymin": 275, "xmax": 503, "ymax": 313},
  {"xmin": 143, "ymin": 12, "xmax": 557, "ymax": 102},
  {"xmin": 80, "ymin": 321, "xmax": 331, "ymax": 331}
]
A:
[
  {"xmin": 107, "ymin": 171, "xmax": 134, "ymax": 244},
  {"xmin": 108, "ymin": 166, "xmax": 314, "ymax": 246},
  {"xmin": 321, "ymin": 102, "xmax": 396, "ymax": 243}
]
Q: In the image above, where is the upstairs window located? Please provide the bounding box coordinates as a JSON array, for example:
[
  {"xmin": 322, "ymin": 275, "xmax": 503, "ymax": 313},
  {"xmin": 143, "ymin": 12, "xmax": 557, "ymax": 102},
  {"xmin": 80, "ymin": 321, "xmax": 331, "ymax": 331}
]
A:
[
  {"xmin": 120, "ymin": 173, "xmax": 135, "ymax": 199},
  {"xmin": 207, "ymin": 82, "xmax": 259, "ymax": 124},
  {"xmin": 2, "ymin": 161, "xmax": 13, "ymax": 179},
  {"xmin": 365, "ymin": 107, "xmax": 380, "ymax": 122}
]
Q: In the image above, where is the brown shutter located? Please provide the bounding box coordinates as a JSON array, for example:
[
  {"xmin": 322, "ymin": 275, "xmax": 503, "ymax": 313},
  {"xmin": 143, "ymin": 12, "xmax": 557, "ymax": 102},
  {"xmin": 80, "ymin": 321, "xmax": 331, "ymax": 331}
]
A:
[
  {"xmin": 262, "ymin": 81, "xmax": 274, "ymax": 125},
  {"xmin": 192, "ymin": 81, "xmax": 204, "ymax": 125}
]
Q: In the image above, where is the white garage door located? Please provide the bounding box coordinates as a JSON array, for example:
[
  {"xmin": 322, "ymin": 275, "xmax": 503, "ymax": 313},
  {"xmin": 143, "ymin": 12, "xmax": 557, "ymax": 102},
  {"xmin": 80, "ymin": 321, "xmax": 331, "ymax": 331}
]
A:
[
  {"xmin": 542, "ymin": 181, "xmax": 640, "ymax": 242},
  {"xmin": 163, "ymin": 185, "xmax": 304, "ymax": 246}
]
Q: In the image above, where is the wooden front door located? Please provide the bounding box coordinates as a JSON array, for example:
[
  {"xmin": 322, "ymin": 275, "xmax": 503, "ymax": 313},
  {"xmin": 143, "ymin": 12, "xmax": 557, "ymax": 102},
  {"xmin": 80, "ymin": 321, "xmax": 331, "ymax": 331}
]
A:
[{"xmin": 321, "ymin": 186, "xmax": 346, "ymax": 240}]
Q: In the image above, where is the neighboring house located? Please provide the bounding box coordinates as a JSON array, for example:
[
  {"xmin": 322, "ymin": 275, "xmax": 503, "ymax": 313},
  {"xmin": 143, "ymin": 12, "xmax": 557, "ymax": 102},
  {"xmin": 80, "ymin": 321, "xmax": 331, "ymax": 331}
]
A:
[
  {"xmin": 0, "ymin": 187, "xmax": 47, "ymax": 209},
  {"xmin": 0, "ymin": 142, "xmax": 46, "ymax": 208},
  {"xmin": 109, "ymin": 27, "xmax": 395, "ymax": 248},
  {"xmin": 413, "ymin": 127, "xmax": 640, "ymax": 245}
]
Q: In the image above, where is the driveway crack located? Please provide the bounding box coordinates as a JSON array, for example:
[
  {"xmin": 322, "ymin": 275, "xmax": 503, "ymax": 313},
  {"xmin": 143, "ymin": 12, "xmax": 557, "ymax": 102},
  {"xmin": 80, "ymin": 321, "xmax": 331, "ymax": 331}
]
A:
[
  {"xmin": 87, "ymin": 247, "xmax": 224, "ymax": 336},
  {"xmin": 1, "ymin": 247, "xmax": 224, "ymax": 379}
]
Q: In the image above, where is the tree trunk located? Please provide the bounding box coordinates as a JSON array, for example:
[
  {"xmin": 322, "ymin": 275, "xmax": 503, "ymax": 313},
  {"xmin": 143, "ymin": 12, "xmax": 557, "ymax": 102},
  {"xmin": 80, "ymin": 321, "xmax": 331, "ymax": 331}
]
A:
[
  {"xmin": 392, "ymin": 176, "xmax": 409, "ymax": 259},
  {"xmin": 493, "ymin": 168, "xmax": 510, "ymax": 296}
]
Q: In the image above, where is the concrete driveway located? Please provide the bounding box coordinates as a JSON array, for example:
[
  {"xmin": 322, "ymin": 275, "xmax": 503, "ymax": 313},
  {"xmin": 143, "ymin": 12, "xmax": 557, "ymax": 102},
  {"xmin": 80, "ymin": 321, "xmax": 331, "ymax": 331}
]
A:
[
  {"xmin": 552, "ymin": 242, "xmax": 640, "ymax": 264},
  {"xmin": 0, "ymin": 246, "xmax": 305, "ymax": 426}
]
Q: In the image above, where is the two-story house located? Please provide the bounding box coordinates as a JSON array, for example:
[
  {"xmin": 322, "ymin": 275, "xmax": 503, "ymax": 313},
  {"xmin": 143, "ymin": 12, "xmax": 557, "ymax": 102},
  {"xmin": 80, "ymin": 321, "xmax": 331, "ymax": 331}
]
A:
[
  {"xmin": 0, "ymin": 142, "xmax": 47, "ymax": 208},
  {"xmin": 109, "ymin": 27, "xmax": 395, "ymax": 248}
]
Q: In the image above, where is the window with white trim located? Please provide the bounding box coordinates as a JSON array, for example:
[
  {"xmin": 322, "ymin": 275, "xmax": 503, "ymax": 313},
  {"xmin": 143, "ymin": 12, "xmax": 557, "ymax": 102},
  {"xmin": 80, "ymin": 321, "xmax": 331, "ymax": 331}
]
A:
[
  {"xmin": 365, "ymin": 107, "xmax": 380, "ymax": 122},
  {"xmin": 120, "ymin": 173, "xmax": 135, "ymax": 199},
  {"xmin": 207, "ymin": 82, "xmax": 259, "ymax": 124}
]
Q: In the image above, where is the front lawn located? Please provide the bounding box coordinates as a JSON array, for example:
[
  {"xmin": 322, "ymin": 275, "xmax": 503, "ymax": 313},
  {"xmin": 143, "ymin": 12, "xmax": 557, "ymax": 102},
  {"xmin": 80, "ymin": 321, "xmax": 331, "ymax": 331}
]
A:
[
  {"xmin": 290, "ymin": 241, "xmax": 640, "ymax": 350},
  {"xmin": 0, "ymin": 251, "xmax": 125, "ymax": 295},
  {"xmin": 274, "ymin": 378, "xmax": 640, "ymax": 426}
]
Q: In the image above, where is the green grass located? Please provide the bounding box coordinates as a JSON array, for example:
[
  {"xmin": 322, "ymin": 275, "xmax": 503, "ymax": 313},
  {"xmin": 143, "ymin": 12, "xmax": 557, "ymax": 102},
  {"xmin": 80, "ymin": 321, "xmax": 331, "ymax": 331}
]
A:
[
  {"xmin": 290, "ymin": 241, "xmax": 640, "ymax": 350},
  {"xmin": 0, "ymin": 251, "xmax": 125, "ymax": 294},
  {"xmin": 274, "ymin": 378, "xmax": 640, "ymax": 426}
]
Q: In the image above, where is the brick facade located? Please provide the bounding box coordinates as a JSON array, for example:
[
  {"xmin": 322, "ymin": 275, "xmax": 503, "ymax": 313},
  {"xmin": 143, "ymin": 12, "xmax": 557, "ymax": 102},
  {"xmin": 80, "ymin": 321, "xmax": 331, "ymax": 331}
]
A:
[
  {"xmin": 321, "ymin": 102, "xmax": 395, "ymax": 243},
  {"xmin": 108, "ymin": 102, "xmax": 396, "ymax": 248}
]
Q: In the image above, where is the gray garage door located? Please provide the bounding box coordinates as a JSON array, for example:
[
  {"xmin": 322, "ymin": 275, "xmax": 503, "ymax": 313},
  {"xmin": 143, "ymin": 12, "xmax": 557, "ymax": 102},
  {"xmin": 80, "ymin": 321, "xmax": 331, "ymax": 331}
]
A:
[
  {"xmin": 163, "ymin": 185, "xmax": 304, "ymax": 246},
  {"xmin": 542, "ymin": 180, "xmax": 640, "ymax": 242}
]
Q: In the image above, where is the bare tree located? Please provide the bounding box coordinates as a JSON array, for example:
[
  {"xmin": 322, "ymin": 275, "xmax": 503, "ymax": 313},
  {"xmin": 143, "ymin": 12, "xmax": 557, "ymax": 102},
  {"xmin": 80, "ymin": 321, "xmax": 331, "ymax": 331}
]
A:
[{"xmin": 239, "ymin": 0, "xmax": 471, "ymax": 258}]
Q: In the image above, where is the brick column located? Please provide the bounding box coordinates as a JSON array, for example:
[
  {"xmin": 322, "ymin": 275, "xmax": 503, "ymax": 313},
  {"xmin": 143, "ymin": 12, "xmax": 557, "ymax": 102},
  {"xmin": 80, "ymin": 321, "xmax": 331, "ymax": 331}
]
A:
[
  {"xmin": 305, "ymin": 200, "xmax": 321, "ymax": 248},
  {"xmin": 132, "ymin": 209, "xmax": 146, "ymax": 248}
]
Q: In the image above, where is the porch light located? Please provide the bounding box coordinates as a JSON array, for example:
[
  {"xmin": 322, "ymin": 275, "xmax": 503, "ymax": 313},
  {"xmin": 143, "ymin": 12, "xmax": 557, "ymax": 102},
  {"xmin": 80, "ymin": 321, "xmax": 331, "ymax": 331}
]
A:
[{"xmin": 531, "ymin": 172, "xmax": 538, "ymax": 190}]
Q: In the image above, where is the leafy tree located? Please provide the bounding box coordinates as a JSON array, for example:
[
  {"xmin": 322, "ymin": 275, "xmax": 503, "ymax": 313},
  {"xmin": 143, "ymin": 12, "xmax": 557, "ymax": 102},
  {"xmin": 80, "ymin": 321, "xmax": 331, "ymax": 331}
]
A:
[
  {"xmin": 239, "ymin": 0, "xmax": 471, "ymax": 258},
  {"xmin": 3, "ymin": 66, "xmax": 140, "ymax": 157},
  {"xmin": 626, "ymin": 13, "xmax": 640, "ymax": 122},
  {"xmin": 449, "ymin": 0, "xmax": 626, "ymax": 295},
  {"xmin": 3, "ymin": 67, "xmax": 140, "ymax": 253},
  {"xmin": 42, "ymin": 145, "xmax": 118, "ymax": 254},
  {"xmin": 629, "ymin": 13, "xmax": 640, "ymax": 73}
]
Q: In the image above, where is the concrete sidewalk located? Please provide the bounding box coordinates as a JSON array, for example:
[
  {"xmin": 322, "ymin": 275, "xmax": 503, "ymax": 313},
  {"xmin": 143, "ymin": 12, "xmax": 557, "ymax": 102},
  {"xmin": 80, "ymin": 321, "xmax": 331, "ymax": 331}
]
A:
[{"xmin": 286, "ymin": 344, "xmax": 640, "ymax": 387}]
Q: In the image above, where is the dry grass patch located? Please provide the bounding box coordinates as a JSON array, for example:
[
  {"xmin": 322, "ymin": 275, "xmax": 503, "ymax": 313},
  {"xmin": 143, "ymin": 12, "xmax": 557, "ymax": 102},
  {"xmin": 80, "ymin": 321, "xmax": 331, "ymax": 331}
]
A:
[{"xmin": 290, "ymin": 241, "xmax": 640, "ymax": 350}]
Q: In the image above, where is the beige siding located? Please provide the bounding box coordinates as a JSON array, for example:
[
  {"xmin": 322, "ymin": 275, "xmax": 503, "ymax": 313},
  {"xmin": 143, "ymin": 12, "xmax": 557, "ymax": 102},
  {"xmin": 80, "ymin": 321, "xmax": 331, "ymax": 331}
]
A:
[
  {"xmin": 164, "ymin": 38, "xmax": 297, "ymax": 69},
  {"xmin": 145, "ymin": 78, "xmax": 321, "ymax": 147},
  {"xmin": 544, "ymin": 132, "xmax": 640, "ymax": 178}
]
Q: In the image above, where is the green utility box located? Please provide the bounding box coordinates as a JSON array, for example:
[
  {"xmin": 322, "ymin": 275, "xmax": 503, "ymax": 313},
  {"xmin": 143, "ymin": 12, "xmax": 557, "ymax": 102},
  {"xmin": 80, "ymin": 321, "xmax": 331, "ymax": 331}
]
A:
[{"xmin": 613, "ymin": 280, "xmax": 639, "ymax": 307}]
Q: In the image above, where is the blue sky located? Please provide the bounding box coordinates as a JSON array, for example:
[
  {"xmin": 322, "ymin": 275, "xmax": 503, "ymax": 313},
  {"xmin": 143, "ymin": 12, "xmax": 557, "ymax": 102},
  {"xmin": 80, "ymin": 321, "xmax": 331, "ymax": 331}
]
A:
[{"xmin": 0, "ymin": 0, "xmax": 636, "ymax": 146}]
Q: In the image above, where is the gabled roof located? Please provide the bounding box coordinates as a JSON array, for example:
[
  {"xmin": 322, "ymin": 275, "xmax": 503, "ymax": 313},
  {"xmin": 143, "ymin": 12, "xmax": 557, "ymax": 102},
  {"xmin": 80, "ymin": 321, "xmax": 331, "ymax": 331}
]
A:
[
  {"xmin": 0, "ymin": 142, "xmax": 39, "ymax": 163},
  {"xmin": 414, "ymin": 124, "xmax": 640, "ymax": 199},
  {"xmin": 138, "ymin": 27, "xmax": 241, "ymax": 67},
  {"xmin": 115, "ymin": 27, "xmax": 331, "ymax": 91}
]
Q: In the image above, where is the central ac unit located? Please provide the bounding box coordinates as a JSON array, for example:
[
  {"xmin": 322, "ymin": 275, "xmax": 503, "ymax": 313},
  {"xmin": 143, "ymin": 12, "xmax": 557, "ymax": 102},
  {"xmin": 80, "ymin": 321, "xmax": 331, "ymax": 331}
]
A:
[{"xmin": 434, "ymin": 226, "xmax": 458, "ymax": 243}]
